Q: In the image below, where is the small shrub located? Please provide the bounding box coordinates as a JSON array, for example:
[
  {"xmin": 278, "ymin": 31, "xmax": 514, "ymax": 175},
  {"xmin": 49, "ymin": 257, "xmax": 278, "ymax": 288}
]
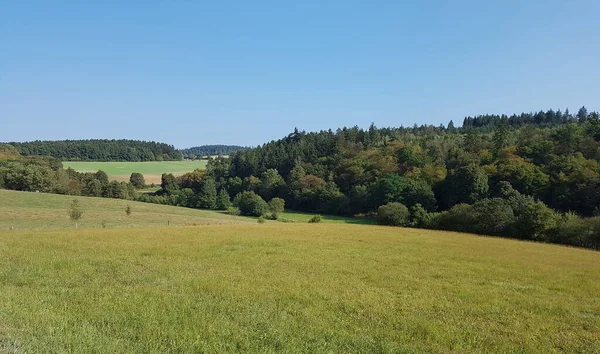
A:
[
  {"xmin": 265, "ymin": 213, "xmax": 279, "ymax": 220},
  {"xmin": 101, "ymin": 220, "xmax": 106, "ymax": 228},
  {"xmin": 409, "ymin": 203, "xmax": 432, "ymax": 228},
  {"xmin": 125, "ymin": 204, "xmax": 132, "ymax": 216},
  {"xmin": 268, "ymin": 198, "xmax": 285, "ymax": 218},
  {"xmin": 308, "ymin": 215, "xmax": 322, "ymax": 223},
  {"xmin": 69, "ymin": 199, "xmax": 84, "ymax": 228},
  {"xmin": 234, "ymin": 191, "xmax": 269, "ymax": 217},
  {"xmin": 257, "ymin": 217, "xmax": 266, "ymax": 224},
  {"xmin": 376, "ymin": 202, "xmax": 410, "ymax": 226}
]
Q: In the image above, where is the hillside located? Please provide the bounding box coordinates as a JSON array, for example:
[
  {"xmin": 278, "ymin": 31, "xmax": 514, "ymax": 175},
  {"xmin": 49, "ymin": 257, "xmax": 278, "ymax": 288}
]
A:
[
  {"xmin": 0, "ymin": 189, "xmax": 250, "ymax": 230},
  {"xmin": 0, "ymin": 224, "xmax": 598, "ymax": 352}
]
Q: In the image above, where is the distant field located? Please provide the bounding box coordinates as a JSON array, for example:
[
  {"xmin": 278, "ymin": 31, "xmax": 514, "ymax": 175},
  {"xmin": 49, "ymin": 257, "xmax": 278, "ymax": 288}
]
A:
[
  {"xmin": 0, "ymin": 221, "xmax": 599, "ymax": 352},
  {"xmin": 278, "ymin": 210, "xmax": 376, "ymax": 224},
  {"xmin": 62, "ymin": 160, "xmax": 208, "ymax": 184},
  {"xmin": 0, "ymin": 189, "xmax": 249, "ymax": 230}
]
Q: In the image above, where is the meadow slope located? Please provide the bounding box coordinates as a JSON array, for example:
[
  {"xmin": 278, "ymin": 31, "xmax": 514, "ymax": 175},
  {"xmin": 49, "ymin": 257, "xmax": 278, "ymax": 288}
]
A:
[
  {"xmin": 0, "ymin": 223, "xmax": 599, "ymax": 353},
  {"xmin": 0, "ymin": 189, "xmax": 250, "ymax": 230}
]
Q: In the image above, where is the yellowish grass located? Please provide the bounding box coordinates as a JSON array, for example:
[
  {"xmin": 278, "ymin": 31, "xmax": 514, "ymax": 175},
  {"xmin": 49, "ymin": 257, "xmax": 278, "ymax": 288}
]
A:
[
  {"xmin": 0, "ymin": 189, "xmax": 251, "ymax": 230},
  {"xmin": 0, "ymin": 222, "xmax": 599, "ymax": 352},
  {"xmin": 110, "ymin": 173, "xmax": 165, "ymax": 184}
]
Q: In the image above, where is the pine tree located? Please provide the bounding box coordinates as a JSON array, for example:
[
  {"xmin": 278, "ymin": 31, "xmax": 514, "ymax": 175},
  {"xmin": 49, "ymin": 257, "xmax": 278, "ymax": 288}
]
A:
[
  {"xmin": 493, "ymin": 125, "xmax": 509, "ymax": 153},
  {"xmin": 198, "ymin": 178, "xmax": 218, "ymax": 209},
  {"xmin": 577, "ymin": 106, "xmax": 589, "ymax": 122},
  {"xmin": 447, "ymin": 120, "xmax": 455, "ymax": 131},
  {"xmin": 216, "ymin": 188, "xmax": 231, "ymax": 210}
]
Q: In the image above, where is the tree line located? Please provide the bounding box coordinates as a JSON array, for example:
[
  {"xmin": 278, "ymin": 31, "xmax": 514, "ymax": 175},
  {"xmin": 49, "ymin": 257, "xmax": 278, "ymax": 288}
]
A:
[
  {"xmin": 461, "ymin": 106, "xmax": 596, "ymax": 129},
  {"xmin": 8, "ymin": 139, "xmax": 183, "ymax": 161},
  {"xmin": 142, "ymin": 106, "xmax": 600, "ymax": 249},
  {"xmin": 180, "ymin": 145, "xmax": 248, "ymax": 159}
]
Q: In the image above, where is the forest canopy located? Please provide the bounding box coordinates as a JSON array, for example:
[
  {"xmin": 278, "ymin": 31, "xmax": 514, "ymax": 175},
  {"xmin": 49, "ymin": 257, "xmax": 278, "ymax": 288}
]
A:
[
  {"xmin": 180, "ymin": 145, "xmax": 248, "ymax": 158},
  {"xmin": 7, "ymin": 139, "xmax": 183, "ymax": 161}
]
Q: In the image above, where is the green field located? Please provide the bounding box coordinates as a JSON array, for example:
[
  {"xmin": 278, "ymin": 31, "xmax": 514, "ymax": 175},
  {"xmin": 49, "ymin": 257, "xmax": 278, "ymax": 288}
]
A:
[
  {"xmin": 278, "ymin": 210, "xmax": 376, "ymax": 224},
  {"xmin": 62, "ymin": 160, "xmax": 208, "ymax": 184},
  {"xmin": 0, "ymin": 189, "xmax": 249, "ymax": 230},
  {"xmin": 1, "ymin": 190, "xmax": 599, "ymax": 352}
]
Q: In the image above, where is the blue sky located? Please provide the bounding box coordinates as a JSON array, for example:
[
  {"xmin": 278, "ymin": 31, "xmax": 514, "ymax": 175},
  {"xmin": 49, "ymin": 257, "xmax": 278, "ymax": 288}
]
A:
[{"xmin": 2, "ymin": 1, "xmax": 598, "ymax": 148}]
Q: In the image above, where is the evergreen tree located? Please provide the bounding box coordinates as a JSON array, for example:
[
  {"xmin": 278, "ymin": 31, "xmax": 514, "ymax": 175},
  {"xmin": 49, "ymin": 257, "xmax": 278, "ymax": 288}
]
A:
[
  {"xmin": 198, "ymin": 177, "xmax": 218, "ymax": 209},
  {"xmin": 577, "ymin": 106, "xmax": 589, "ymax": 122},
  {"xmin": 216, "ymin": 188, "xmax": 231, "ymax": 210},
  {"xmin": 493, "ymin": 124, "xmax": 509, "ymax": 153}
]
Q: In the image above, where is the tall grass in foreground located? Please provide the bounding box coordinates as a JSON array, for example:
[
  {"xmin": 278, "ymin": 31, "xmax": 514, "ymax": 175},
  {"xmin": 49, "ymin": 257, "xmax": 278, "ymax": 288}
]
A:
[{"xmin": 1, "ymin": 224, "xmax": 599, "ymax": 353}]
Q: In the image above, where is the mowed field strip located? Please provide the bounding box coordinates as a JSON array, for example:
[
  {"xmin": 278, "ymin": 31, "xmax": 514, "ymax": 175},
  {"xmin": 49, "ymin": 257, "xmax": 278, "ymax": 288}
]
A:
[
  {"xmin": 0, "ymin": 222, "xmax": 599, "ymax": 352},
  {"xmin": 62, "ymin": 160, "xmax": 208, "ymax": 184}
]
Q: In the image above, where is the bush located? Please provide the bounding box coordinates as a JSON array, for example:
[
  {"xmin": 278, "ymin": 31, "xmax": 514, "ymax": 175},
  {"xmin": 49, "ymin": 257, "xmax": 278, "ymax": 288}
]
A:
[
  {"xmin": 257, "ymin": 217, "xmax": 266, "ymax": 224},
  {"xmin": 470, "ymin": 198, "xmax": 515, "ymax": 236},
  {"xmin": 376, "ymin": 202, "xmax": 410, "ymax": 226},
  {"xmin": 268, "ymin": 197, "xmax": 285, "ymax": 218},
  {"xmin": 548, "ymin": 213, "xmax": 600, "ymax": 250},
  {"xmin": 308, "ymin": 215, "xmax": 322, "ymax": 223},
  {"xmin": 265, "ymin": 213, "xmax": 279, "ymax": 220},
  {"xmin": 234, "ymin": 191, "xmax": 269, "ymax": 217},
  {"xmin": 409, "ymin": 203, "xmax": 432, "ymax": 228},
  {"xmin": 129, "ymin": 172, "xmax": 145, "ymax": 188},
  {"xmin": 434, "ymin": 199, "xmax": 514, "ymax": 236}
]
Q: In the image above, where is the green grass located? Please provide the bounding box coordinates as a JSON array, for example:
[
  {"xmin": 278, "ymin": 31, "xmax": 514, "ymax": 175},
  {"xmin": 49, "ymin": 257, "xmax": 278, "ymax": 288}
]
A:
[
  {"xmin": 1, "ymin": 190, "xmax": 599, "ymax": 352},
  {"xmin": 62, "ymin": 160, "xmax": 208, "ymax": 184},
  {"xmin": 0, "ymin": 189, "xmax": 250, "ymax": 230},
  {"xmin": 277, "ymin": 210, "xmax": 375, "ymax": 224},
  {"xmin": 0, "ymin": 224, "xmax": 599, "ymax": 352}
]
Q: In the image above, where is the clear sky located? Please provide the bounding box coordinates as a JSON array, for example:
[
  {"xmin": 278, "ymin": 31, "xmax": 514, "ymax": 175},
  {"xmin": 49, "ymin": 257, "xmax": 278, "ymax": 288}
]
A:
[{"xmin": 1, "ymin": 1, "xmax": 598, "ymax": 148}]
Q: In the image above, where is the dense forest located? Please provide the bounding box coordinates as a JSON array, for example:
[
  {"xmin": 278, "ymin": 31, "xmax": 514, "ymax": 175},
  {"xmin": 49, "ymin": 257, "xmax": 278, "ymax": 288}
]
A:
[
  {"xmin": 8, "ymin": 139, "xmax": 183, "ymax": 161},
  {"xmin": 2, "ymin": 106, "xmax": 600, "ymax": 250},
  {"xmin": 180, "ymin": 145, "xmax": 248, "ymax": 158}
]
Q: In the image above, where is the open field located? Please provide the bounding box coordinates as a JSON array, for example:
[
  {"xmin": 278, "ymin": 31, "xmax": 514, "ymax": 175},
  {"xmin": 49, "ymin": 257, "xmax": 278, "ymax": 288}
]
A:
[
  {"xmin": 62, "ymin": 160, "xmax": 208, "ymax": 184},
  {"xmin": 278, "ymin": 210, "xmax": 376, "ymax": 224},
  {"xmin": 0, "ymin": 223, "xmax": 599, "ymax": 352},
  {"xmin": 0, "ymin": 189, "xmax": 250, "ymax": 230}
]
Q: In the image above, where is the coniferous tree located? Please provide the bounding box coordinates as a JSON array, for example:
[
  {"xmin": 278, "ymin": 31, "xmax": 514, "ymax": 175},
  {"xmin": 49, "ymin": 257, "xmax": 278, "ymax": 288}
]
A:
[
  {"xmin": 216, "ymin": 188, "xmax": 231, "ymax": 210},
  {"xmin": 198, "ymin": 177, "xmax": 218, "ymax": 209}
]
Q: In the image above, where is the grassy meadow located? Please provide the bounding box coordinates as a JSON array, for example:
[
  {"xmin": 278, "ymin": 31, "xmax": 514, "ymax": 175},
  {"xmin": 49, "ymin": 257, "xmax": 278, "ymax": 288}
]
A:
[
  {"xmin": 0, "ymin": 189, "xmax": 250, "ymax": 230},
  {"xmin": 62, "ymin": 160, "xmax": 208, "ymax": 184},
  {"xmin": 1, "ymin": 190, "xmax": 599, "ymax": 352},
  {"xmin": 1, "ymin": 224, "xmax": 599, "ymax": 352}
]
